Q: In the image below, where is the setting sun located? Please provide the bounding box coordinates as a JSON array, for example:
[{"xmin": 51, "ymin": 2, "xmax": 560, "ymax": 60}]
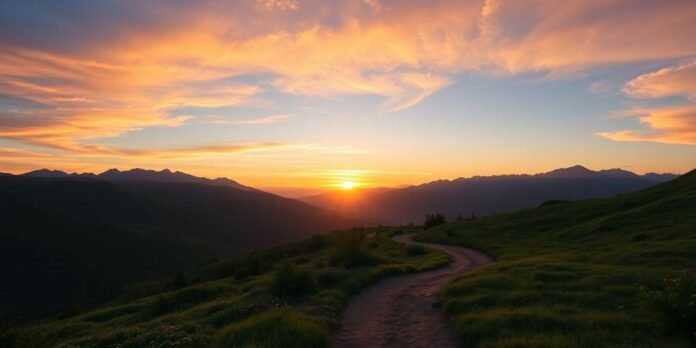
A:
[{"xmin": 340, "ymin": 181, "xmax": 358, "ymax": 190}]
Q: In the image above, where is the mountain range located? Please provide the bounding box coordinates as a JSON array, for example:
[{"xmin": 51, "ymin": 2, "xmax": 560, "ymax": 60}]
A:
[
  {"xmin": 301, "ymin": 165, "xmax": 678, "ymax": 224},
  {"xmin": 21, "ymin": 168, "xmax": 255, "ymax": 191},
  {"xmin": 0, "ymin": 165, "xmax": 677, "ymax": 320}
]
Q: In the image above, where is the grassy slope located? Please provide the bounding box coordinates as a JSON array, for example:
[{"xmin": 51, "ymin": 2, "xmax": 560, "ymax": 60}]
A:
[
  {"xmin": 416, "ymin": 170, "xmax": 696, "ymax": 347},
  {"xmin": 3, "ymin": 227, "xmax": 449, "ymax": 347},
  {"xmin": 0, "ymin": 176, "xmax": 360, "ymax": 321}
]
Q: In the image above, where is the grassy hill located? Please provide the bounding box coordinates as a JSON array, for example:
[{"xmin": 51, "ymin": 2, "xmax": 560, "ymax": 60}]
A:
[
  {"xmin": 0, "ymin": 176, "xmax": 360, "ymax": 321},
  {"xmin": 0, "ymin": 228, "xmax": 448, "ymax": 347},
  {"xmin": 416, "ymin": 170, "xmax": 696, "ymax": 347}
]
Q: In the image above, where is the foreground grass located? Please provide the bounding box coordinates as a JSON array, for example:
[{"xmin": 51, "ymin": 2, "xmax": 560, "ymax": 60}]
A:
[
  {"xmin": 2, "ymin": 227, "xmax": 449, "ymax": 347},
  {"xmin": 417, "ymin": 170, "xmax": 696, "ymax": 347}
]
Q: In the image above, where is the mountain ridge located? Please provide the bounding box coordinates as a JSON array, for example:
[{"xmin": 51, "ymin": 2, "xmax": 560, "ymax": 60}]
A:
[
  {"xmin": 21, "ymin": 167, "xmax": 256, "ymax": 191},
  {"xmin": 301, "ymin": 165, "xmax": 678, "ymax": 224}
]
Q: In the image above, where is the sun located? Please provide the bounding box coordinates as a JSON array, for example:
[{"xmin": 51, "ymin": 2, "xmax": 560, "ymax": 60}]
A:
[{"xmin": 340, "ymin": 181, "xmax": 357, "ymax": 190}]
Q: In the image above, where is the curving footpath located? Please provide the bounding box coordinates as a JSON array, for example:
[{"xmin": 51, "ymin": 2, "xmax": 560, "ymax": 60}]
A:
[{"xmin": 331, "ymin": 234, "xmax": 494, "ymax": 348}]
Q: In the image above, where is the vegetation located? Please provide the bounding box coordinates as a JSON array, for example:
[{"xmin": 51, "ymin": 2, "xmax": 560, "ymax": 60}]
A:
[
  {"xmin": 640, "ymin": 274, "xmax": 696, "ymax": 339},
  {"xmin": 330, "ymin": 229, "xmax": 377, "ymax": 267},
  {"xmin": 416, "ymin": 170, "xmax": 696, "ymax": 347},
  {"xmin": 2, "ymin": 227, "xmax": 449, "ymax": 347},
  {"xmin": 0, "ymin": 176, "xmax": 358, "ymax": 320},
  {"xmin": 423, "ymin": 212, "xmax": 447, "ymax": 230}
]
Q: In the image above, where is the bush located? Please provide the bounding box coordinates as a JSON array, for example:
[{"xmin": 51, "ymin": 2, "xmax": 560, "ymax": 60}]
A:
[
  {"xmin": 640, "ymin": 274, "xmax": 696, "ymax": 340},
  {"xmin": 270, "ymin": 262, "xmax": 316, "ymax": 299},
  {"xmin": 306, "ymin": 234, "xmax": 325, "ymax": 251},
  {"xmin": 316, "ymin": 267, "xmax": 351, "ymax": 286},
  {"xmin": 213, "ymin": 309, "xmax": 329, "ymax": 348},
  {"xmin": 423, "ymin": 213, "xmax": 447, "ymax": 230},
  {"xmin": 406, "ymin": 245, "xmax": 427, "ymax": 256},
  {"xmin": 331, "ymin": 230, "xmax": 376, "ymax": 268}
]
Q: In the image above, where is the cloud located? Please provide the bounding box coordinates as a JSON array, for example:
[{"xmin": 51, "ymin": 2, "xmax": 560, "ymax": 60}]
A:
[
  {"xmin": 93, "ymin": 142, "xmax": 302, "ymax": 159},
  {"xmin": 597, "ymin": 106, "xmax": 696, "ymax": 145},
  {"xmin": 2, "ymin": 0, "xmax": 696, "ymax": 156},
  {"xmin": 258, "ymin": 0, "xmax": 299, "ymax": 11},
  {"xmin": 623, "ymin": 60, "xmax": 696, "ymax": 99},
  {"xmin": 601, "ymin": 60, "xmax": 696, "ymax": 146},
  {"xmin": 209, "ymin": 113, "xmax": 294, "ymax": 125}
]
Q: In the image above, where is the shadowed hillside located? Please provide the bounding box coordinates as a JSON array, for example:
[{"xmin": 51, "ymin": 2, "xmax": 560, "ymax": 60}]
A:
[
  {"xmin": 417, "ymin": 168, "xmax": 696, "ymax": 347},
  {"xmin": 0, "ymin": 175, "xmax": 359, "ymax": 321}
]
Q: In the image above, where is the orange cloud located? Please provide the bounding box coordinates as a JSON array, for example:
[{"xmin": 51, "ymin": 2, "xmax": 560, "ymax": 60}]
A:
[
  {"xmin": 597, "ymin": 106, "xmax": 696, "ymax": 145},
  {"xmin": 601, "ymin": 59, "xmax": 696, "ymax": 146},
  {"xmin": 2, "ymin": 0, "xmax": 696, "ymax": 160}
]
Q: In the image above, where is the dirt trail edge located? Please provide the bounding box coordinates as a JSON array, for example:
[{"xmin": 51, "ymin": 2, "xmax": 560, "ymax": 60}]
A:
[{"xmin": 331, "ymin": 234, "xmax": 494, "ymax": 348}]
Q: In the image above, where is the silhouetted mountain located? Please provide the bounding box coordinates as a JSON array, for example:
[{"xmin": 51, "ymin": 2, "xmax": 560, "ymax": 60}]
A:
[
  {"xmin": 643, "ymin": 172, "xmax": 678, "ymax": 182},
  {"xmin": 22, "ymin": 167, "xmax": 255, "ymax": 191},
  {"xmin": 0, "ymin": 174, "xmax": 358, "ymax": 321},
  {"xmin": 537, "ymin": 164, "xmax": 596, "ymax": 178},
  {"xmin": 21, "ymin": 169, "xmax": 72, "ymax": 178},
  {"xmin": 301, "ymin": 166, "xmax": 678, "ymax": 224}
]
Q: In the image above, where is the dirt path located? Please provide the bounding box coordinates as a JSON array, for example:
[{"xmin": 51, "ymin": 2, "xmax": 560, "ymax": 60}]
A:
[{"xmin": 331, "ymin": 234, "xmax": 494, "ymax": 348}]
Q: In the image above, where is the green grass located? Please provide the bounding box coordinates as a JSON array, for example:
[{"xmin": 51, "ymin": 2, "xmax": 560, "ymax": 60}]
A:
[
  {"xmin": 416, "ymin": 170, "xmax": 696, "ymax": 347},
  {"xmin": 2, "ymin": 227, "xmax": 449, "ymax": 347}
]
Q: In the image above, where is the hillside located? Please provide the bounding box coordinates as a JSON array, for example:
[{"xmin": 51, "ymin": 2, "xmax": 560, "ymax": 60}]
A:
[
  {"xmin": 0, "ymin": 175, "xmax": 358, "ymax": 321},
  {"xmin": 0, "ymin": 227, "xmax": 449, "ymax": 347},
  {"xmin": 302, "ymin": 165, "xmax": 677, "ymax": 224},
  {"xmin": 416, "ymin": 169, "xmax": 696, "ymax": 346}
]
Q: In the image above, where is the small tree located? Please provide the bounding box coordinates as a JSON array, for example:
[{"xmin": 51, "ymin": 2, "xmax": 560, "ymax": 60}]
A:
[
  {"xmin": 423, "ymin": 213, "xmax": 447, "ymax": 230},
  {"xmin": 331, "ymin": 229, "xmax": 376, "ymax": 267},
  {"xmin": 270, "ymin": 261, "xmax": 316, "ymax": 299}
]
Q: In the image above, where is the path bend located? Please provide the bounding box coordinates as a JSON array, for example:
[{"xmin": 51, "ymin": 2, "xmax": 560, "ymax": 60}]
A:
[{"xmin": 331, "ymin": 234, "xmax": 494, "ymax": 348}]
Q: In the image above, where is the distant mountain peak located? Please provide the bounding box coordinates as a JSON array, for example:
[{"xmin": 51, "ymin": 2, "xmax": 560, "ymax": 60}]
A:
[
  {"xmin": 22, "ymin": 169, "xmax": 70, "ymax": 178},
  {"xmin": 598, "ymin": 168, "xmax": 639, "ymax": 178},
  {"xmin": 538, "ymin": 165, "xmax": 595, "ymax": 178},
  {"xmin": 101, "ymin": 168, "xmax": 122, "ymax": 176}
]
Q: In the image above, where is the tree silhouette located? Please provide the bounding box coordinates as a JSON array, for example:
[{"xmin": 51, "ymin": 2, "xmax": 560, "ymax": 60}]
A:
[{"xmin": 423, "ymin": 212, "xmax": 447, "ymax": 230}]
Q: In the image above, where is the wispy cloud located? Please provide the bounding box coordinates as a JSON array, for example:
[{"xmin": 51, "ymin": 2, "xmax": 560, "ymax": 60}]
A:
[
  {"xmin": 600, "ymin": 59, "xmax": 696, "ymax": 146},
  {"xmin": 209, "ymin": 113, "xmax": 294, "ymax": 125},
  {"xmin": 623, "ymin": 60, "xmax": 696, "ymax": 100},
  {"xmin": 1, "ymin": 0, "xmax": 696, "ymax": 161}
]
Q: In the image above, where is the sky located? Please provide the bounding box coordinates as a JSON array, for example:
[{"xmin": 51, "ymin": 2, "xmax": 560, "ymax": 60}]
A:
[{"xmin": 1, "ymin": 0, "xmax": 696, "ymax": 196}]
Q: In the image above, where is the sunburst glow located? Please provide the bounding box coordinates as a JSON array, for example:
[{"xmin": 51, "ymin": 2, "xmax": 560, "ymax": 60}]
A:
[{"xmin": 340, "ymin": 181, "xmax": 357, "ymax": 190}]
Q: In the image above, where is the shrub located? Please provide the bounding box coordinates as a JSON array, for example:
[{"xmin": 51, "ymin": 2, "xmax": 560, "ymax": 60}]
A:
[
  {"xmin": 306, "ymin": 234, "xmax": 325, "ymax": 251},
  {"xmin": 331, "ymin": 230, "xmax": 376, "ymax": 268},
  {"xmin": 213, "ymin": 309, "xmax": 329, "ymax": 348},
  {"xmin": 316, "ymin": 267, "xmax": 351, "ymax": 286},
  {"xmin": 423, "ymin": 213, "xmax": 447, "ymax": 230},
  {"xmin": 270, "ymin": 262, "xmax": 316, "ymax": 299},
  {"xmin": 406, "ymin": 245, "xmax": 427, "ymax": 256},
  {"xmin": 640, "ymin": 274, "xmax": 696, "ymax": 340},
  {"xmin": 172, "ymin": 271, "xmax": 188, "ymax": 289}
]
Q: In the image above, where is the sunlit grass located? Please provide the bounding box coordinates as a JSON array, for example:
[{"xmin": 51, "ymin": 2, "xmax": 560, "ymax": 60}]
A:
[{"xmin": 416, "ymin": 171, "xmax": 696, "ymax": 347}]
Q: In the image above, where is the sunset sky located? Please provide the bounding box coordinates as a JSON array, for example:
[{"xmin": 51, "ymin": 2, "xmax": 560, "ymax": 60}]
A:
[{"xmin": 1, "ymin": 0, "xmax": 696, "ymax": 196}]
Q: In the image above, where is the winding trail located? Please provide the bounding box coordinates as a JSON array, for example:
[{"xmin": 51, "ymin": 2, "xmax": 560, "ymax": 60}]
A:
[{"xmin": 331, "ymin": 234, "xmax": 494, "ymax": 348}]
